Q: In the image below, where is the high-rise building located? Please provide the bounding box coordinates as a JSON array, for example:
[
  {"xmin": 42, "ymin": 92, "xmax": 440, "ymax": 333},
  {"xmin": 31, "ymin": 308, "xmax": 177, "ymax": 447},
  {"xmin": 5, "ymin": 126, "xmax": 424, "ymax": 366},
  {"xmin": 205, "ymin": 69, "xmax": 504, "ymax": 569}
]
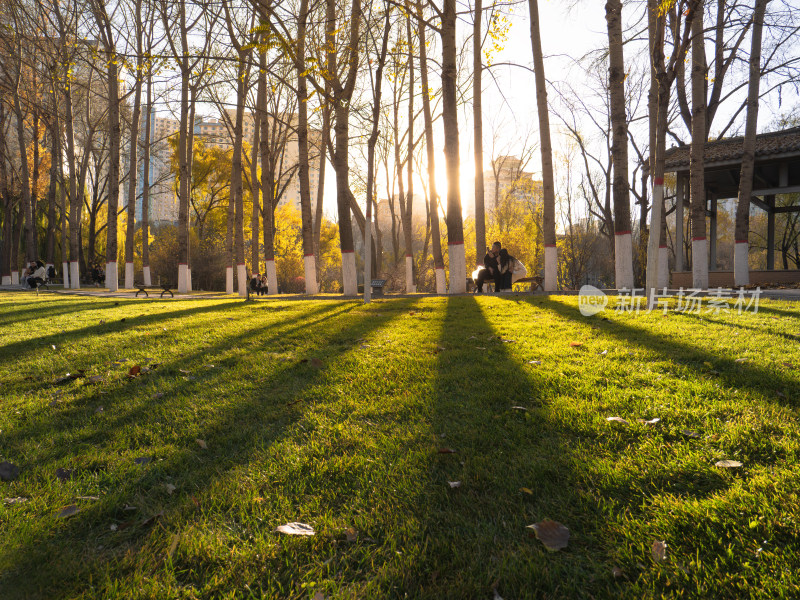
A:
[{"xmin": 483, "ymin": 155, "xmax": 542, "ymax": 210}]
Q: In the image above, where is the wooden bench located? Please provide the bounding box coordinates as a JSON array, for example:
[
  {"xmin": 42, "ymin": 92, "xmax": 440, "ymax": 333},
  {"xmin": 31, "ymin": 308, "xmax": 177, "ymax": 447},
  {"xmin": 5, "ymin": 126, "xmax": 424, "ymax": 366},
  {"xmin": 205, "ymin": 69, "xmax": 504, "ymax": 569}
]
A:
[
  {"xmin": 371, "ymin": 279, "xmax": 387, "ymax": 297},
  {"xmin": 467, "ymin": 275, "xmax": 544, "ymax": 293}
]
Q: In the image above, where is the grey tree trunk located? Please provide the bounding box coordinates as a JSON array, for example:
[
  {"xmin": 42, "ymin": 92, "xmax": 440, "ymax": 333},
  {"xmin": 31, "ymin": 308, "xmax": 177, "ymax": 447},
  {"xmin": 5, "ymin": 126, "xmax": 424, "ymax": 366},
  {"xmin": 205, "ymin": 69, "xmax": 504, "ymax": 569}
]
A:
[
  {"xmin": 689, "ymin": 1, "xmax": 708, "ymax": 289},
  {"xmin": 605, "ymin": 0, "xmax": 633, "ymax": 288},
  {"xmin": 442, "ymin": 0, "xmax": 466, "ymax": 292},
  {"xmin": 473, "ymin": 0, "xmax": 486, "ymax": 266},
  {"xmin": 734, "ymin": 0, "xmax": 769, "ymax": 286},
  {"xmin": 528, "ymin": 0, "xmax": 557, "ymax": 290}
]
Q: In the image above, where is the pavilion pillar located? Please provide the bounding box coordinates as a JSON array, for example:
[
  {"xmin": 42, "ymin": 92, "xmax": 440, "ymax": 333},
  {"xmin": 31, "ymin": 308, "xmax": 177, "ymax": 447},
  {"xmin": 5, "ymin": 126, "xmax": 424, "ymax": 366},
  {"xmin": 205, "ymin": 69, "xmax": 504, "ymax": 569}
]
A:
[
  {"xmin": 675, "ymin": 173, "xmax": 685, "ymax": 271},
  {"xmin": 767, "ymin": 194, "xmax": 775, "ymax": 270},
  {"xmin": 709, "ymin": 193, "xmax": 717, "ymax": 271}
]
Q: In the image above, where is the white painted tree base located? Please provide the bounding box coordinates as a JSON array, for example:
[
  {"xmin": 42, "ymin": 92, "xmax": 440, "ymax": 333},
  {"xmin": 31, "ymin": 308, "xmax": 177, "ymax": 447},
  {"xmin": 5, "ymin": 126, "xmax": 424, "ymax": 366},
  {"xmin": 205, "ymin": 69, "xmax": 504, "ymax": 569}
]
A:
[
  {"xmin": 143, "ymin": 266, "xmax": 151, "ymax": 286},
  {"xmin": 435, "ymin": 267, "xmax": 446, "ymax": 295},
  {"xmin": 62, "ymin": 262, "xmax": 70, "ymax": 288},
  {"xmin": 178, "ymin": 264, "xmax": 189, "ymax": 294},
  {"xmin": 691, "ymin": 239, "xmax": 709, "ymax": 290},
  {"xmin": 405, "ymin": 256, "xmax": 416, "ymax": 293},
  {"xmin": 11, "ymin": 271, "xmax": 19, "ymax": 285},
  {"xmin": 266, "ymin": 259, "xmax": 278, "ymax": 295},
  {"xmin": 225, "ymin": 266, "xmax": 233, "ymax": 295},
  {"xmin": 124, "ymin": 262, "xmax": 134, "ymax": 289},
  {"xmin": 734, "ymin": 242, "xmax": 750, "ymax": 287},
  {"xmin": 70, "ymin": 262, "xmax": 80, "ymax": 289},
  {"xmin": 447, "ymin": 244, "xmax": 466, "ymax": 294},
  {"xmin": 658, "ymin": 246, "xmax": 669, "ymax": 289},
  {"xmin": 304, "ymin": 255, "xmax": 318, "ymax": 294},
  {"xmin": 237, "ymin": 264, "xmax": 247, "ymax": 297},
  {"xmin": 614, "ymin": 233, "xmax": 634, "ymax": 290},
  {"xmin": 2, "ymin": 275, "xmax": 11, "ymax": 285},
  {"xmin": 106, "ymin": 261, "xmax": 119, "ymax": 291},
  {"xmin": 544, "ymin": 246, "xmax": 557, "ymax": 292},
  {"xmin": 342, "ymin": 251, "xmax": 357, "ymax": 296}
]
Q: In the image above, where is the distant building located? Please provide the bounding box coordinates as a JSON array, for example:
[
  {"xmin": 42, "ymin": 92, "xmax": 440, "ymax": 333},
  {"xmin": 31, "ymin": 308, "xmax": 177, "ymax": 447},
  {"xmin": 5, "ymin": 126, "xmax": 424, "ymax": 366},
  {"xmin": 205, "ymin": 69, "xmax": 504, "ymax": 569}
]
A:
[
  {"xmin": 131, "ymin": 109, "xmax": 324, "ymax": 225},
  {"xmin": 483, "ymin": 155, "xmax": 542, "ymax": 210}
]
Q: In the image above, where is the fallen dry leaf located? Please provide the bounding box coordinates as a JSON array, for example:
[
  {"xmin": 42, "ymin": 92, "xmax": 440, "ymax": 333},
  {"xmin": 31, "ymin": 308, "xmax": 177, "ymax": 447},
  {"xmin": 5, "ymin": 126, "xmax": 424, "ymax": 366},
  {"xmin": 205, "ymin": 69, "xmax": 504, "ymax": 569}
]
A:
[
  {"xmin": 569, "ymin": 342, "xmax": 583, "ymax": 348},
  {"xmin": 528, "ymin": 519, "xmax": 570, "ymax": 551},
  {"xmin": 167, "ymin": 533, "xmax": 180, "ymax": 559},
  {"xmin": 312, "ymin": 592, "xmax": 325, "ymax": 600},
  {"xmin": 275, "ymin": 522, "xmax": 315, "ymax": 536},
  {"xmin": 134, "ymin": 456, "xmax": 151, "ymax": 466},
  {"xmin": 310, "ymin": 358, "xmax": 323, "ymax": 368},
  {"xmin": 606, "ymin": 416, "xmax": 629, "ymax": 425},
  {"xmin": 437, "ymin": 448, "xmax": 457, "ymax": 454},
  {"xmin": 735, "ymin": 358, "xmax": 748, "ymax": 364},
  {"xmin": 511, "ymin": 406, "xmax": 528, "ymax": 412},
  {"xmin": 612, "ymin": 567, "xmax": 624, "ymax": 578},
  {"xmin": 165, "ymin": 483, "xmax": 176, "ymax": 495},
  {"xmin": 637, "ymin": 418, "xmax": 661, "ymax": 426},
  {"xmin": 599, "ymin": 350, "xmax": 608, "ymax": 356},
  {"xmin": 682, "ymin": 430, "xmax": 701, "ymax": 439},
  {"xmin": 86, "ymin": 375, "xmax": 104, "ymax": 385},
  {"xmin": 447, "ymin": 481, "xmax": 462, "ymax": 488},
  {"xmin": 55, "ymin": 467, "xmax": 73, "ymax": 482},
  {"xmin": 196, "ymin": 439, "xmax": 207, "ymax": 450},
  {"xmin": 344, "ymin": 527, "xmax": 358, "ymax": 542},
  {"xmin": 142, "ymin": 511, "xmax": 164, "ymax": 527},
  {"xmin": 128, "ymin": 365, "xmax": 141, "ymax": 378},
  {"xmin": 520, "ymin": 487, "xmax": 534, "ymax": 495},
  {"xmin": 0, "ymin": 461, "xmax": 20, "ymax": 481},
  {"xmin": 3, "ymin": 497, "xmax": 28, "ymax": 504},
  {"xmin": 528, "ymin": 360, "xmax": 542, "ymax": 365},
  {"xmin": 75, "ymin": 496, "xmax": 99, "ymax": 501},
  {"xmin": 715, "ymin": 459, "xmax": 742, "ymax": 468},
  {"xmin": 652, "ymin": 540, "xmax": 668, "ymax": 562},
  {"xmin": 57, "ymin": 504, "xmax": 79, "ymax": 519}
]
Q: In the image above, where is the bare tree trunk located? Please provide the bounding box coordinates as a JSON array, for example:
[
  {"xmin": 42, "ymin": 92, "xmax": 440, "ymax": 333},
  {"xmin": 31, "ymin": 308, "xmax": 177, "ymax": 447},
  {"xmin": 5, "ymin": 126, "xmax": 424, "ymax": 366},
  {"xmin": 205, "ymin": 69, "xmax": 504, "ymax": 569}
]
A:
[
  {"xmin": 46, "ymin": 117, "xmax": 59, "ymax": 267},
  {"xmin": 606, "ymin": 0, "xmax": 633, "ymax": 289},
  {"xmin": 0, "ymin": 103, "xmax": 11, "ymax": 284},
  {"xmin": 296, "ymin": 0, "xmax": 318, "ymax": 293},
  {"xmin": 689, "ymin": 1, "xmax": 708, "ymax": 289},
  {"xmin": 528, "ymin": 0, "xmax": 557, "ymax": 290},
  {"xmin": 404, "ymin": 13, "xmax": 416, "ymax": 293},
  {"xmin": 473, "ymin": 0, "xmax": 486, "ymax": 271},
  {"xmin": 313, "ymin": 92, "xmax": 329, "ymax": 281},
  {"xmin": 250, "ymin": 51, "xmax": 263, "ymax": 277},
  {"xmin": 142, "ymin": 71, "xmax": 152, "ymax": 285},
  {"xmin": 326, "ymin": 0, "xmax": 362, "ymax": 295},
  {"xmin": 734, "ymin": 0, "xmax": 769, "ymax": 286},
  {"xmin": 12, "ymin": 64, "xmax": 35, "ymax": 263},
  {"xmin": 442, "ymin": 0, "xmax": 466, "ymax": 293},
  {"xmin": 364, "ymin": 3, "xmax": 391, "ymax": 303},
  {"xmin": 124, "ymin": 0, "xmax": 144, "ymax": 289},
  {"xmin": 418, "ymin": 0, "xmax": 445, "ymax": 293},
  {"xmin": 392, "ymin": 67, "xmax": 408, "ymax": 289}
]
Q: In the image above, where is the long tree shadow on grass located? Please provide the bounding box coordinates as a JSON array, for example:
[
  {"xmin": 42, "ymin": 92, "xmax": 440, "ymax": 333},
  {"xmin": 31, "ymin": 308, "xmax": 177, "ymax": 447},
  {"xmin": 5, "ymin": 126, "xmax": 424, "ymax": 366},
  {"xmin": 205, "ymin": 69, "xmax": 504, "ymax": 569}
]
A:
[
  {"xmin": 0, "ymin": 302, "xmax": 359, "ymax": 466},
  {"xmin": 383, "ymin": 296, "xmax": 614, "ymax": 599},
  {"xmin": 0, "ymin": 298, "xmax": 420, "ymax": 599},
  {"xmin": 542, "ymin": 297, "xmax": 800, "ymax": 408},
  {"xmin": 0, "ymin": 296, "xmax": 150, "ymax": 327},
  {"xmin": 0, "ymin": 299, "xmax": 251, "ymax": 370}
]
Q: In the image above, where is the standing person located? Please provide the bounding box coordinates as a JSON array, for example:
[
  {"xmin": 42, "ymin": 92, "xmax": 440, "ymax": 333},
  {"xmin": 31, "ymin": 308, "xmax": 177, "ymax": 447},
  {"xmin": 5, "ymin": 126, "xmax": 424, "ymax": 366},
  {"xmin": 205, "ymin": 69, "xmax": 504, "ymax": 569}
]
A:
[
  {"xmin": 474, "ymin": 241, "xmax": 504, "ymax": 293},
  {"xmin": 27, "ymin": 260, "xmax": 47, "ymax": 288}
]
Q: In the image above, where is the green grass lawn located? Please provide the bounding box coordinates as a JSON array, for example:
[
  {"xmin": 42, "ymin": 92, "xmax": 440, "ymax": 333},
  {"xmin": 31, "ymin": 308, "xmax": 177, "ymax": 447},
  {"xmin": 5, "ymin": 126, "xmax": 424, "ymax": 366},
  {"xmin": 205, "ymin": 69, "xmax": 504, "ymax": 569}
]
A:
[{"xmin": 1, "ymin": 291, "xmax": 799, "ymax": 599}]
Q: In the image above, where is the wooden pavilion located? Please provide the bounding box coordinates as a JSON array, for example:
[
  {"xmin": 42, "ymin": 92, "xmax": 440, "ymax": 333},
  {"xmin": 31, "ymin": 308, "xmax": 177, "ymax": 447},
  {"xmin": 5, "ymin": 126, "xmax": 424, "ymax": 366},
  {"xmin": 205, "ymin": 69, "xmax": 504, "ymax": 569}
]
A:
[{"xmin": 665, "ymin": 126, "xmax": 800, "ymax": 287}]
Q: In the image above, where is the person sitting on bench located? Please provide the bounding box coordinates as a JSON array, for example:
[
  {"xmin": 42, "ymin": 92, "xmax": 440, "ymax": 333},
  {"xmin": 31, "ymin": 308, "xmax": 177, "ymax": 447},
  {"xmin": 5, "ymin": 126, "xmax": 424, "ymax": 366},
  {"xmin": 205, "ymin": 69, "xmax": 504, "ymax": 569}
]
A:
[
  {"xmin": 498, "ymin": 248, "xmax": 526, "ymax": 291},
  {"xmin": 250, "ymin": 273, "xmax": 262, "ymax": 295},
  {"xmin": 474, "ymin": 241, "xmax": 504, "ymax": 293},
  {"xmin": 27, "ymin": 260, "xmax": 47, "ymax": 289},
  {"xmin": 260, "ymin": 274, "xmax": 268, "ymax": 295}
]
